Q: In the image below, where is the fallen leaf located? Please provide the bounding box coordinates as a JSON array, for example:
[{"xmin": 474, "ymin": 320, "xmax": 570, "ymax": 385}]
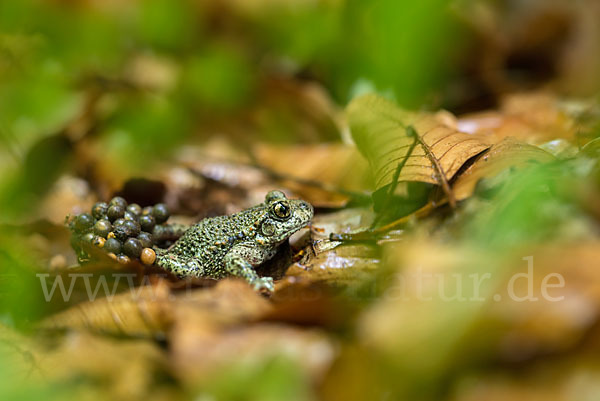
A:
[
  {"xmin": 168, "ymin": 282, "xmax": 334, "ymax": 386},
  {"xmin": 170, "ymin": 279, "xmax": 272, "ymax": 332},
  {"xmin": 253, "ymin": 143, "xmax": 372, "ymax": 208},
  {"xmin": 453, "ymin": 137, "xmax": 555, "ymax": 201},
  {"xmin": 37, "ymin": 280, "xmax": 174, "ymax": 338},
  {"xmin": 347, "ymin": 94, "xmax": 490, "ymax": 204},
  {"xmin": 457, "ymin": 92, "xmax": 578, "ymax": 145},
  {"xmin": 452, "ymin": 358, "xmax": 600, "ymax": 401},
  {"xmin": 171, "ymin": 323, "xmax": 336, "ymax": 387},
  {"xmin": 277, "ymin": 244, "xmax": 380, "ymax": 294}
]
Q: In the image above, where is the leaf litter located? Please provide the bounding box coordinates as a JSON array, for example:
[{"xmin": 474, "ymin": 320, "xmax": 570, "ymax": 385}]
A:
[{"xmin": 2, "ymin": 30, "xmax": 600, "ymax": 401}]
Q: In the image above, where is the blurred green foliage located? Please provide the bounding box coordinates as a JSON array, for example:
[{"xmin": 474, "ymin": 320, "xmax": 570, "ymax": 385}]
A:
[
  {"xmin": 255, "ymin": 0, "xmax": 461, "ymax": 105},
  {"xmin": 463, "ymin": 159, "xmax": 592, "ymax": 247},
  {"xmin": 197, "ymin": 356, "xmax": 314, "ymax": 401},
  {"xmin": 0, "ymin": 0, "xmax": 462, "ymax": 219}
]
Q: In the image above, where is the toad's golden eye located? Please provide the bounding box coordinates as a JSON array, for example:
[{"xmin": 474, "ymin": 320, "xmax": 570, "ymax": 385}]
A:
[{"xmin": 273, "ymin": 202, "xmax": 290, "ymax": 219}]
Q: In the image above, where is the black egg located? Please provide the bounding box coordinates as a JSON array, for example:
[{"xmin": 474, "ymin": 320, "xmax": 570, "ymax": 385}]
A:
[
  {"xmin": 124, "ymin": 219, "xmax": 141, "ymax": 237},
  {"xmin": 107, "ymin": 205, "xmax": 125, "ymax": 222},
  {"xmin": 139, "ymin": 214, "xmax": 156, "ymax": 232},
  {"xmin": 142, "ymin": 206, "xmax": 153, "ymax": 215},
  {"xmin": 91, "ymin": 202, "xmax": 109, "ymax": 219},
  {"xmin": 109, "ymin": 196, "xmax": 128, "ymax": 209},
  {"xmin": 94, "ymin": 219, "xmax": 112, "ymax": 238},
  {"xmin": 74, "ymin": 213, "xmax": 94, "ymax": 232},
  {"xmin": 137, "ymin": 232, "xmax": 154, "ymax": 248},
  {"xmin": 127, "ymin": 203, "xmax": 142, "ymax": 216},
  {"xmin": 152, "ymin": 203, "xmax": 170, "ymax": 224},
  {"xmin": 104, "ymin": 238, "xmax": 122, "ymax": 254},
  {"xmin": 113, "ymin": 220, "xmax": 140, "ymax": 241},
  {"xmin": 123, "ymin": 238, "xmax": 143, "ymax": 258},
  {"xmin": 112, "ymin": 222, "xmax": 129, "ymax": 241},
  {"xmin": 123, "ymin": 211, "xmax": 138, "ymax": 221},
  {"xmin": 113, "ymin": 218, "xmax": 126, "ymax": 227},
  {"xmin": 81, "ymin": 232, "xmax": 95, "ymax": 243}
]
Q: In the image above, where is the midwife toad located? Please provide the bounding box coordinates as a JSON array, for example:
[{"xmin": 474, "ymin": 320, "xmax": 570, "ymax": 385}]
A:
[{"xmin": 155, "ymin": 190, "xmax": 313, "ymax": 291}]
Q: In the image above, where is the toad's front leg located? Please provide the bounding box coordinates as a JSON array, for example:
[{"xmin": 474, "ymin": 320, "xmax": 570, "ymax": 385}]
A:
[{"xmin": 223, "ymin": 245, "xmax": 274, "ymax": 292}]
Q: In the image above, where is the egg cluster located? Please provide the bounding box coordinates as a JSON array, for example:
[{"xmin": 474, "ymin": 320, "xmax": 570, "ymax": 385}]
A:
[{"xmin": 68, "ymin": 196, "xmax": 170, "ymax": 265}]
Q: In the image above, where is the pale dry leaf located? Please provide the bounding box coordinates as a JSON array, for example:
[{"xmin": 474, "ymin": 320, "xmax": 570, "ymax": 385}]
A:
[
  {"xmin": 452, "ymin": 361, "xmax": 600, "ymax": 401},
  {"xmin": 278, "ymin": 244, "xmax": 380, "ymax": 292},
  {"xmin": 253, "ymin": 143, "xmax": 372, "ymax": 208},
  {"xmin": 171, "ymin": 323, "xmax": 336, "ymax": 386},
  {"xmin": 347, "ymin": 94, "xmax": 490, "ymax": 193},
  {"xmin": 453, "ymin": 137, "xmax": 555, "ymax": 201},
  {"xmin": 37, "ymin": 332, "xmax": 170, "ymax": 401},
  {"xmin": 171, "ymin": 279, "xmax": 272, "ymax": 332},
  {"xmin": 481, "ymin": 242, "xmax": 600, "ymax": 361},
  {"xmin": 37, "ymin": 281, "xmax": 174, "ymax": 338},
  {"xmin": 458, "ymin": 92, "xmax": 578, "ymax": 145}
]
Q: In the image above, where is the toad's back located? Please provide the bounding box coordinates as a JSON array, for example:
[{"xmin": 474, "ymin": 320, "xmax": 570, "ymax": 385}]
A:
[{"xmin": 163, "ymin": 206, "xmax": 266, "ymax": 276}]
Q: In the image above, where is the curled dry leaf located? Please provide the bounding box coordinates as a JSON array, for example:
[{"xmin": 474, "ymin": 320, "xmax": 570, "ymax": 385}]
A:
[
  {"xmin": 453, "ymin": 137, "xmax": 555, "ymax": 201},
  {"xmin": 37, "ymin": 281, "xmax": 174, "ymax": 338},
  {"xmin": 347, "ymin": 94, "xmax": 490, "ymax": 202}
]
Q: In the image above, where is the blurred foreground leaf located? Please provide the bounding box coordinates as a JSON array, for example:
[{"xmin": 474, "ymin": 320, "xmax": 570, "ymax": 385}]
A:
[{"xmin": 453, "ymin": 137, "xmax": 555, "ymax": 201}]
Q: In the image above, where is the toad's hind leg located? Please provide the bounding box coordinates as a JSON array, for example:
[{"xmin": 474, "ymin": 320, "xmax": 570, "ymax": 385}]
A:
[{"xmin": 155, "ymin": 251, "xmax": 203, "ymax": 278}]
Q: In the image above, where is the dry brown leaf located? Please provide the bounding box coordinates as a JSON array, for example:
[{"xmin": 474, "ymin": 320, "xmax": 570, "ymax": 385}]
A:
[
  {"xmin": 37, "ymin": 332, "xmax": 171, "ymax": 401},
  {"xmin": 1, "ymin": 325, "xmax": 174, "ymax": 401},
  {"xmin": 452, "ymin": 361, "xmax": 600, "ymax": 401},
  {"xmin": 347, "ymin": 94, "xmax": 490, "ymax": 198},
  {"xmin": 453, "ymin": 137, "xmax": 555, "ymax": 201},
  {"xmin": 171, "ymin": 278, "xmax": 272, "ymax": 331},
  {"xmin": 277, "ymin": 244, "xmax": 380, "ymax": 292},
  {"xmin": 457, "ymin": 92, "xmax": 578, "ymax": 145},
  {"xmin": 168, "ymin": 280, "xmax": 335, "ymax": 386},
  {"xmin": 480, "ymin": 242, "xmax": 600, "ymax": 360},
  {"xmin": 359, "ymin": 238, "xmax": 600, "ymax": 386},
  {"xmin": 171, "ymin": 323, "xmax": 336, "ymax": 386},
  {"xmin": 253, "ymin": 143, "xmax": 372, "ymax": 208},
  {"xmin": 38, "ymin": 281, "xmax": 174, "ymax": 338}
]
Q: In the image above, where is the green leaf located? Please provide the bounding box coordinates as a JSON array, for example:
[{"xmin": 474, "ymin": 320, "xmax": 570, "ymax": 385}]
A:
[{"xmin": 347, "ymin": 94, "xmax": 490, "ymax": 193}]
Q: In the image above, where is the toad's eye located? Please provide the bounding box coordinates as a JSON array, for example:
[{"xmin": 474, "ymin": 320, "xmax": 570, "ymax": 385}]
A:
[{"xmin": 273, "ymin": 202, "xmax": 290, "ymax": 219}]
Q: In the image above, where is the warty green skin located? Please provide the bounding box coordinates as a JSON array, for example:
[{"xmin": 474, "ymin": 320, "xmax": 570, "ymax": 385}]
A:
[{"xmin": 155, "ymin": 191, "xmax": 313, "ymax": 291}]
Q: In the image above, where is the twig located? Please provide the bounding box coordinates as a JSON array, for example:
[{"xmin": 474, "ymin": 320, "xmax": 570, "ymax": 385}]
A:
[
  {"xmin": 412, "ymin": 127, "xmax": 457, "ymax": 208},
  {"xmin": 330, "ymin": 201, "xmax": 439, "ymax": 242}
]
